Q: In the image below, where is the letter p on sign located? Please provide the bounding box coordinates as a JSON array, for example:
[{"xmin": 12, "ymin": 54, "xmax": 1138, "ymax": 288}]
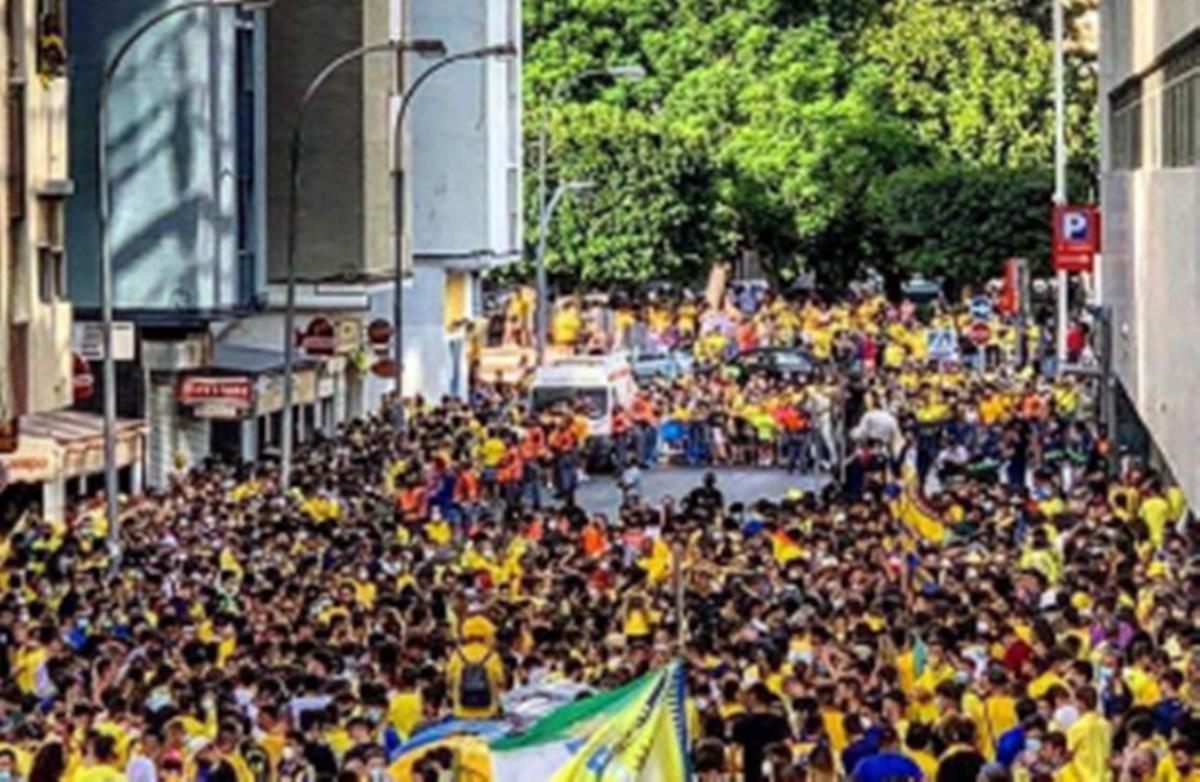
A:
[{"xmin": 1053, "ymin": 204, "xmax": 1099, "ymax": 273}]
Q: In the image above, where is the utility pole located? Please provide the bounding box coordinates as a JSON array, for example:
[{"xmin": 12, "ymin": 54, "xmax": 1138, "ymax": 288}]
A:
[{"xmin": 1053, "ymin": 0, "xmax": 1069, "ymax": 374}]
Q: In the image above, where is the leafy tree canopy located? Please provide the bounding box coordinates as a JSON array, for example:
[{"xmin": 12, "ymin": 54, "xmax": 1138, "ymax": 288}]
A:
[{"xmin": 519, "ymin": 0, "xmax": 1098, "ymax": 289}]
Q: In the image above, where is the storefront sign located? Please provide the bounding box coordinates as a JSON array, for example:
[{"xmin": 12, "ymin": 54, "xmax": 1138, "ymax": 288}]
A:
[
  {"xmin": 368, "ymin": 319, "xmax": 393, "ymax": 344},
  {"xmin": 178, "ymin": 376, "xmax": 253, "ymax": 406},
  {"xmin": 255, "ymin": 371, "xmax": 317, "ymax": 416},
  {"xmin": 335, "ymin": 319, "xmax": 362, "ymax": 355},
  {"xmin": 298, "ymin": 317, "xmax": 336, "ymax": 356},
  {"xmin": 368, "ymin": 319, "xmax": 393, "ymax": 356},
  {"xmin": 72, "ymin": 354, "xmax": 94, "ymax": 402},
  {"xmin": 73, "ymin": 321, "xmax": 136, "ymax": 362},
  {"xmin": 192, "ymin": 401, "xmax": 247, "ymax": 420},
  {"xmin": 0, "ymin": 438, "xmax": 59, "ymax": 485},
  {"xmin": 370, "ymin": 358, "xmax": 397, "ymax": 379},
  {"xmin": 1053, "ymin": 204, "xmax": 1100, "ymax": 273}
]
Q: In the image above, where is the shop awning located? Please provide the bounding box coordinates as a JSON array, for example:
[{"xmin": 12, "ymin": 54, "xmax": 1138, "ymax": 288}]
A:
[
  {"xmin": 19, "ymin": 410, "xmax": 145, "ymax": 444},
  {"xmin": 211, "ymin": 344, "xmax": 317, "ymax": 374},
  {"xmin": 0, "ymin": 411, "xmax": 146, "ymax": 485}
]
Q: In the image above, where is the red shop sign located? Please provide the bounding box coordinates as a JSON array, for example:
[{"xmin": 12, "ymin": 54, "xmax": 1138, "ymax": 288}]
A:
[
  {"xmin": 178, "ymin": 376, "xmax": 253, "ymax": 406},
  {"xmin": 297, "ymin": 317, "xmax": 336, "ymax": 356},
  {"xmin": 73, "ymin": 353, "xmax": 95, "ymax": 402}
]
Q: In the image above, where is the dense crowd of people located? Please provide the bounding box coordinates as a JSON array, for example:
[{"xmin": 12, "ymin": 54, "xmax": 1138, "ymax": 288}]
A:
[{"xmin": 1, "ymin": 285, "xmax": 1197, "ymax": 782}]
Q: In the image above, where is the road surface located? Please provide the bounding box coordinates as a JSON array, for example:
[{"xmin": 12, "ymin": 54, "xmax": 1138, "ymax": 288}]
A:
[{"xmin": 574, "ymin": 467, "xmax": 830, "ymax": 517}]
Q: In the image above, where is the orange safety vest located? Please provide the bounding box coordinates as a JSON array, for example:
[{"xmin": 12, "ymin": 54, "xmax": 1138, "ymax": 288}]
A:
[
  {"xmin": 398, "ymin": 486, "xmax": 427, "ymax": 519},
  {"xmin": 521, "ymin": 428, "xmax": 545, "ymax": 460},
  {"xmin": 631, "ymin": 396, "xmax": 656, "ymax": 425},
  {"xmin": 550, "ymin": 426, "xmax": 576, "ymax": 453},
  {"xmin": 455, "ymin": 469, "xmax": 480, "ymax": 502},
  {"xmin": 497, "ymin": 449, "xmax": 523, "ymax": 484}
]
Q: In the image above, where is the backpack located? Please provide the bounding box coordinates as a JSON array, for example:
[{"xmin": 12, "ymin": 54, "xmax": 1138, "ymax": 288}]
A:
[{"xmin": 457, "ymin": 650, "xmax": 494, "ymax": 711}]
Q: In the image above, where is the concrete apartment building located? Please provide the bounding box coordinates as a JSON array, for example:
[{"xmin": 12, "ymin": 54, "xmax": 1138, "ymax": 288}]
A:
[
  {"xmin": 1099, "ymin": 0, "xmax": 1200, "ymax": 508},
  {"xmin": 0, "ymin": 0, "xmax": 112, "ymax": 518},
  {"xmin": 59, "ymin": 0, "xmax": 520, "ymax": 488},
  {"xmin": 65, "ymin": 0, "xmax": 271, "ymax": 487},
  {"xmin": 226, "ymin": 0, "xmax": 522, "ymax": 410}
]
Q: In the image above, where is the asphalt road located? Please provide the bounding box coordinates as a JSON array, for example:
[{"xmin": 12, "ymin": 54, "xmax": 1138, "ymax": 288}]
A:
[{"xmin": 573, "ymin": 466, "xmax": 830, "ymax": 517}]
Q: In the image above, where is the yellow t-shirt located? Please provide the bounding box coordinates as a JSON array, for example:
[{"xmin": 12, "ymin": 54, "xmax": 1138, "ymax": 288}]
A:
[
  {"xmin": 551, "ymin": 309, "xmax": 582, "ymax": 345},
  {"xmin": 1139, "ymin": 496, "xmax": 1171, "ymax": 548},
  {"xmin": 480, "ymin": 437, "xmax": 506, "ymax": 468},
  {"xmin": 1066, "ymin": 712, "xmax": 1111, "ymax": 782},
  {"xmin": 388, "ymin": 690, "xmax": 423, "ymax": 738},
  {"xmin": 73, "ymin": 764, "xmax": 126, "ymax": 782}
]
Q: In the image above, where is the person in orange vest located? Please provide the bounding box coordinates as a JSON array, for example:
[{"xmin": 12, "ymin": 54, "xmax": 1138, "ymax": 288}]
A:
[
  {"xmin": 519, "ymin": 419, "xmax": 546, "ymax": 510},
  {"xmin": 548, "ymin": 414, "xmax": 579, "ymax": 506},
  {"xmin": 396, "ymin": 474, "xmax": 428, "ymax": 525},
  {"xmin": 580, "ymin": 514, "xmax": 608, "ymax": 558},
  {"xmin": 453, "ymin": 460, "xmax": 480, "ymax": 526},
  {"xmin": 496, "ymin": 437, "xmax": 524, "ymax": 511},
  {"xmin": 611, "ymin": 404, "xmax": 633, "ymax": 470},
  {"xmin": 630, "ymin": 392, "xmax": 658, "ymax": 468}
]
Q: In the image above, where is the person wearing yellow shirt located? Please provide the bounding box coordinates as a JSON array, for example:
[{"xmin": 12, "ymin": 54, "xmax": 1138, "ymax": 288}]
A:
[
  {"xmin": 1064, "ymin": 687, "xmax": 1111, "ymax": 782},
  {"xmin": 550, "ymin": 301, "xmax": 582, "ymax": 346},
  {"xmin": 903, "ymin": 723, "xmax": 940, "ymax": 780},
  {"xmin": 1138, "ymin": 478, "xmax": 1172, "ymax": 549},
  {"xmin": 446, "ymin": 614, "xmax": 506, "ymax": 719},
  {"xmin": 388, "ymin": 669, "xmax": 425, "ymax": 740},
  {"xmin": 73, "ymin": 735, "xmax": 127, "ymax": 782},
  {"xmin": 1038, "ymin": 731, "xmax": 1085, "ymax": 782},
  {"xmin": 0, "ymin": 745, "xmax": 32, "ymax": 781},
  {"xmin": 1155, "ymin": 741, "xmax": 1200, "ymax": 782}
]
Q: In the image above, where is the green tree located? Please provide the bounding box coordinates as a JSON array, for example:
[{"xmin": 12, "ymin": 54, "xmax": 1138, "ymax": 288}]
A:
[
  {"xmin": 533, "ymin": 103, "xmax": 737, "ymax": 287},
  {"xmin": 521, "ymin": 0, "xmax": 1099, "ymax": 290},
  {"xmin": 865, "ymin": 164, "xmax": 1055, "ymax": 288}
]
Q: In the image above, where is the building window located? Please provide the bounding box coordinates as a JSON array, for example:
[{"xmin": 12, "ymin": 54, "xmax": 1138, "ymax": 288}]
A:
[
  {"xmin": 35, "ymin": 0, "xmax": 66, "ymax": 80},
  {"xmin": 38, "ymin": 247, "xmax": 64, "ymax": 302},
  {"xmin": 8, "ymin": 82, "xmax": 25, "ymax": 219},
  {"xmin": 1109, "ymin": 81, "xmax": 1142, "ymax": 171},
  {"xmin": 1163, "ymin": 72, "xmax": 1200, "ymax": 168},
  {"xmin": 6, "ymin": 0, "xmax": 25, "ymax": 78}
]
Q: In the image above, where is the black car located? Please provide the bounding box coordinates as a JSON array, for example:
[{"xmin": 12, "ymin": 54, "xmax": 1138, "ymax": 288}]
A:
[{"xmin": 731, "ymin": 347, "xmax": 817, "ymax": 380}]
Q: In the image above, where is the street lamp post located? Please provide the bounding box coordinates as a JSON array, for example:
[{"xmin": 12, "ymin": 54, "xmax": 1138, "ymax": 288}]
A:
[
  {"xmin": 278, "ymin": 38, "xmax": 447, "ymax": 492},
  {"xmin": 389, "ymin": 43, "xmax": 518, "ymax": 431},
  {"xmin": 97, "ymin": 0, "xmax": 274, "ymax": 557},
  {"xmin": 1053, "ymin": 0, "xmax": 1069, "ymax": 373},
  {"xmin": 533, "ymin": 180, "xmax": 594, "ymax": 348},
  {"xmin": 534, "ymin": 64, "xmax": 645, "ymax": 365}
]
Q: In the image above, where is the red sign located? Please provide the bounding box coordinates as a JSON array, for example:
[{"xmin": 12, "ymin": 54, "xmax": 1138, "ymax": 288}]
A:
[
  {"xmin": 73, "ymin": 354, "xmax": 94, "ymax": 402},
  {"xmin": 998, "ymin": 259, "xmax": 1019, "ymax": 315},
  {"xmin": 297, "ymin": 317, "xmax": 336, "ymax": 356},
  {"xmin": 368, "ymin": 319, "xmax": 393, "ymax": 346},
  {"xmin": 968, "ymin": 321, "xmax": 991, "ymax": 347},
  {"xmin": 178, "ymin": 376, "xmax": 253, "ymax": 406},
  {"xmin": 1053, "ymin": 205, "xmax": 1100, "ymax": 273},
  {"xmin": 0, "ymin": 417, "xmax": 17, "ymax": 454},
  {"xmin": 370, "ymin": 358, "xmax": 397, "ymax": 379}
]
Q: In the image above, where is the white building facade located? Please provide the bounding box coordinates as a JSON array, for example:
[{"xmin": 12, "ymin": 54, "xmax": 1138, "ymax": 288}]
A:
[{"xmin": 1099, "ymin": 0, "xmax": 1200, "ymax": 508}]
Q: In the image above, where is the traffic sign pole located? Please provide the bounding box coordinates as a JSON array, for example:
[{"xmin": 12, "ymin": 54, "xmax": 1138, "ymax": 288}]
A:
[{"xmin": 1052, "ymin": 0, "xmax": 1068, "ymax": 375}]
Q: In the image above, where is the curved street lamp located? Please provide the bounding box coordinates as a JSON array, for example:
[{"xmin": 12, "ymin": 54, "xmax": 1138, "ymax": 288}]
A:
[
  {"xmin": 388, "ymin": 43, "xmax": 519, "ymax": 431},
  {"xmin": 534, "ymin": 64, "xmax": 645, "ymax": 364},
  {"xmin": 279, "ymin": 37, "xmax": 447, "ymax": 491},
  {"xmin": 97, "ymin": 0, "xmax": 277, "ymax": 557},
  {"xmin": 533, "ymin": 180, "xmax": 595, "ymax": 341}
]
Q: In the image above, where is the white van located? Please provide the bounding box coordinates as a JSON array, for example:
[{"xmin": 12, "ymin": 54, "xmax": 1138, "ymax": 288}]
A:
[{"xmin": 529, "ymin": 353, "xmax": 638, "ymax": 467}]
